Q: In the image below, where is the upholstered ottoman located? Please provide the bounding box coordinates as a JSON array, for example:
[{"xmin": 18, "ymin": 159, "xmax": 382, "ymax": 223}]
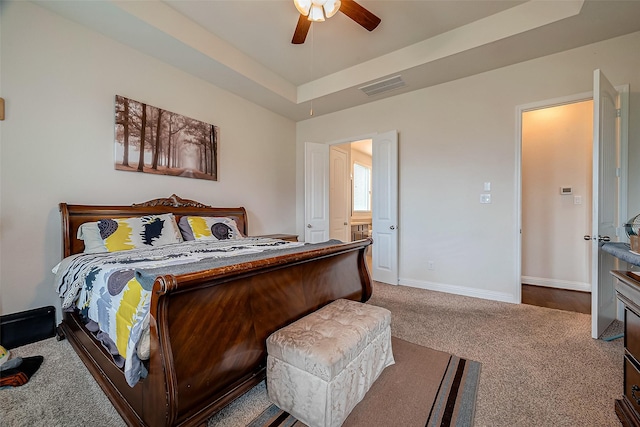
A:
[{"xmin": 266, "ymin": 299, "xmax": 395, "ymax": 427}]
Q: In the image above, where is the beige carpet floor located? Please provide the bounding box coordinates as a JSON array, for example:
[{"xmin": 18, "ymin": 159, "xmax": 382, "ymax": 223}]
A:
[
  {"xmin": 368, "ymin": 283, "xmax": 623, "ymax": 427},
  {"xmin": 0, "ymin": 282, "xmax": 624, "ymax": 426}
]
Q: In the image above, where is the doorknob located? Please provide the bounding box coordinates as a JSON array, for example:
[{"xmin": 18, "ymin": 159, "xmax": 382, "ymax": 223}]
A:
[
  {"xmin": 583, "ymin": 235, "xmax": 611, "ymax": 242},
  {"xmin": 390, "ymin": 225, "xmax": 396, "ymax": 230},
  {"xmin": 307, "ymin": 224, "xmax": 312, "ymax": 228}
]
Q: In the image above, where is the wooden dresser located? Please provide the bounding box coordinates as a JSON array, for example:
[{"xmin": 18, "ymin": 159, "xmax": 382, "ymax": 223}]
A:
[{"xmin": 612, "ymin": 270, "xmax": 640, "ymax": 427}]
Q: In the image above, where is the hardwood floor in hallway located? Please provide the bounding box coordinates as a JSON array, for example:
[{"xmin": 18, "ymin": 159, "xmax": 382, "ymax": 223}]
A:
[{"xmin": 522, "ymin": 284, "xmax": 591, "ymax": 314}]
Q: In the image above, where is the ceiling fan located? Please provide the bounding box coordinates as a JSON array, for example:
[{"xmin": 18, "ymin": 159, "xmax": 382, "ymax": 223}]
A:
[{"xmin": 292, "ymin": 0, "xmax": 381, "ymax": 44}]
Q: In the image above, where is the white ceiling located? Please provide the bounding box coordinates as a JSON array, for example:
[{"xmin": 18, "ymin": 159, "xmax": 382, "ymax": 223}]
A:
[{"xmin": 37, "ymin": 0, "xmax": 640, "ymax": 121}]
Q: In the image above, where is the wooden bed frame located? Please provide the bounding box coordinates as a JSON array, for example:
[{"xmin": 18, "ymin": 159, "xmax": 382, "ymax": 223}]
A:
[{"xmin": 56, "ymin": 195, "xmax": 372, "ymax": 427}]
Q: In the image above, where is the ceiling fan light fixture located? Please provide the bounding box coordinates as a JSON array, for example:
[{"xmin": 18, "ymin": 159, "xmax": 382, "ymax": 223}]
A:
[
  {"xmin": 323, "ymin": 0, "xmax": 341, "ymax": 18},
  {"xmin": 308, "ymin": 4, "xmax": 326, "ymax": 22},
  {"xmin": 293, "ymin": 0, "xmax": 312, "ymax": 16},
  {"xmin": 291, "ymin": 0, "xmax": 379, "ymax": 44}
]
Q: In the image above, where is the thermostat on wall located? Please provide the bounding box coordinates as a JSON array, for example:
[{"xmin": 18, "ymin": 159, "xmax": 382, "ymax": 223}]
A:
[{"xmin": 560, "ymin": 187, "xmax": 573, "ymax": 195}]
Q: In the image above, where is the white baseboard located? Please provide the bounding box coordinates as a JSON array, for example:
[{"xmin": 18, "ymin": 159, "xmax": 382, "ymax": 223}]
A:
[
  {"xmin": 521, "ymin": 276, "xmax": 591, "ymax": 292},
  {"xmin": 398, "ymin": 277, "xmax": 518, "ymax": 303}
]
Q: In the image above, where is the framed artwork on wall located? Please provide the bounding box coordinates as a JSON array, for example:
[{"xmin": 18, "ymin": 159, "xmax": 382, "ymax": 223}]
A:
[{"xmin": 114, "ymin": 95, "xmax": 218, "ymax": 181}]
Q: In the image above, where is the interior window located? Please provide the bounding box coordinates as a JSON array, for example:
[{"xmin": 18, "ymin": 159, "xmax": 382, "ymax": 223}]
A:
[{"xmin": 353, "ymin": 163, "xmax": 371, "ymax": 212}]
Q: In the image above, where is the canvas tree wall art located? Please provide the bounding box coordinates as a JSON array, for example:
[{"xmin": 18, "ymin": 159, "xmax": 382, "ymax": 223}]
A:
[{"xmin": 115, "ymin": 95, "xmax": 218, "ymax": 181}]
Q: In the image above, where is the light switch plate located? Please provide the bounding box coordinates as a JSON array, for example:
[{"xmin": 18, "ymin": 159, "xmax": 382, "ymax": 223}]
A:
[{"xmin": 560, "ymin": 186, "xmax": 572, "ymax": 195}]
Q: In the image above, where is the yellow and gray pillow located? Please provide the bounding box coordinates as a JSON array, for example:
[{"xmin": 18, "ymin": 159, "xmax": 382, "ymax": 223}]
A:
[
  {"xmin": 78, "ymin": 213, "xmax": 183, "ymax": 253},
  {"xmin": 178, "ymin": 216, "xmax": 244, "ymax": 241}
]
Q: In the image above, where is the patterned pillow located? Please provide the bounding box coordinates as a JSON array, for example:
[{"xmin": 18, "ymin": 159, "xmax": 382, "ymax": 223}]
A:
[
  {"xmin": 77, "ymin": 222, "xmax": 109, "ymax": 253},
  {"xmin": 178, "ymin": 216, "xmax": 244, "ymax": 241},
  {"xmin": 78, "ymin": 214, "xmax": 183, "ymax": 253}
]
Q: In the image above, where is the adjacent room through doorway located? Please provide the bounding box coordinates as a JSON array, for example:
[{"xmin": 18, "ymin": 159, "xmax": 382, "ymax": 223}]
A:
[
  {"xmin": 520, "ymin": 100, "xmax": 593, "ymax": 313},
  {"xmin": 330, "ymin": 139, "xmax": 373, "ymax": 270}
]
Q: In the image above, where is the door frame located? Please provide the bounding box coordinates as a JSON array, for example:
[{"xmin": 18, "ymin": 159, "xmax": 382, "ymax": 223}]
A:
[
  {"xmin": 316, "ymin": 131, "xmax": 399, "ymax": 285},
  {"xmin": 514, "ymin": 88, "xmax": 629, "ymax": 304}
]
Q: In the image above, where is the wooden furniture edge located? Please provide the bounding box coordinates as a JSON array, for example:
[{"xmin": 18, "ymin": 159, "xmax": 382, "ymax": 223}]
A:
[
  {"xmin": 612, "ymin": 270, "xmax": 640, "ymax": 427},
  {"xmin": 616, "ymin": 397, "xmax": 640, "ymax": 427},
  {"xmin": 252, "ymin": 233, "xmax": 298, "ymax": 242},
  {"xmin": 613, "ymin": 271, "xmax": 640, "ymax": 315}
]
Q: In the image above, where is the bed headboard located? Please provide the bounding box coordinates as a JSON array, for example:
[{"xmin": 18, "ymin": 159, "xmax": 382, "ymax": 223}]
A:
[{"xmin": 59, "ymin": 194, "xmax": 248, "ymax": 258}]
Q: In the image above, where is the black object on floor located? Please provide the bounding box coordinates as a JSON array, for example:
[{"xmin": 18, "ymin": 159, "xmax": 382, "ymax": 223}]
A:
[
  {"xmin": 0, "ymin": 306, "xmax": 56, "ymax": 349},
  {"xmin": 0, "ymin": 356, "xmax": 44, "ymax": 388}
]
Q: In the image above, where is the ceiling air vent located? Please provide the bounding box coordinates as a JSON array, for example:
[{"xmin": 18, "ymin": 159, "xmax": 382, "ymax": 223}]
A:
[{"xmin": 359, "ymin": 75, "xmax": 406, "ymax": 97}]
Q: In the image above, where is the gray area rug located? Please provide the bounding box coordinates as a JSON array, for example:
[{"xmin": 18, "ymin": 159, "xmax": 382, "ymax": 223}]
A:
[{"xmin": 0, "ymin": 283, "xmax": 624, "ymax": 426}]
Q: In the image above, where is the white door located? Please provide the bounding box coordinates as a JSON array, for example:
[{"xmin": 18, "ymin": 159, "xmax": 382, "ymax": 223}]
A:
[
  {"xmin": 305, "ymin": 142, "xmax": 330, "ymax": 243},
  {"xmin": 372, "ymin": 130, "xmax": 399, "ymax": 284},
  {"xmin": 329, "ymin": 146, "xmax": 350, "ymax": 241},
  {"xmin": 591, "ymin": 69, "xmax": 619, "ymax": 339}
]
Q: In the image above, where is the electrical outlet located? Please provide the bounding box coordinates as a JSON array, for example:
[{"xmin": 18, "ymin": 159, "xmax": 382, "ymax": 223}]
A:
[{"xmin": 427, "ymin": 261, "xmax": 434, "ymax": 270}]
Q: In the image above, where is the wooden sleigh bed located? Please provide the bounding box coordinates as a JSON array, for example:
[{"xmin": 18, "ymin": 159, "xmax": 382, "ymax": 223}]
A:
[{"xmin": 56, "ymin": 195, "xmax": 372, "ymax": 427}]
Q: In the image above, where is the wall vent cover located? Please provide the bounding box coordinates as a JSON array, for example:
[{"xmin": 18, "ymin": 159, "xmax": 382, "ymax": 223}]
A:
[{"xmin": 359, "ymin": 75, "xmax": 406, "ymax": 97}]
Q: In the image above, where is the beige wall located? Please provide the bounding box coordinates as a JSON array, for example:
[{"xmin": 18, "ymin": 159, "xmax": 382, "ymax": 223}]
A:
[
  {"xmin": 0, "ymin": 2, "xmax": 297, "ymax": 317},
  {"xmin": 521, "ymin": 101, "xmax": 593, "ymax": 291},
  {"xmin": 296, "ymin": 31, "xmax": 640, "ymax": 302}
]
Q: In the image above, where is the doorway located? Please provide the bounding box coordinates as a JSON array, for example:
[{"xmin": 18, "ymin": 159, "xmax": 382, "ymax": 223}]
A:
[
  {"xmin": 330, "ymin": 140, "xmax": 373, "ymax": 268},
  {"xmin": 516, "ymin": 71, "xmax": 627, "ymax": 337},
  {"xmin": 520, "ymin": 98, "xmax": 593, "ymax": 310},
  {"xmin": 305, "ymin": 131, "xmax": 398, "ymax": 284},
  {"xmin": 330, "ymin": 140, "xmax": 373, "ymax": 239}
]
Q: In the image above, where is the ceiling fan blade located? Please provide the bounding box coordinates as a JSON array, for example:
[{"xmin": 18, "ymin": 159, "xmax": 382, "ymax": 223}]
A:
[
  {"xmin": 292, "ymin": 14, "xmax": 312, "ymax": 44},
  {"xmin": 340, "ymin": 0, "xmax": 381, "ymax": 32}
]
